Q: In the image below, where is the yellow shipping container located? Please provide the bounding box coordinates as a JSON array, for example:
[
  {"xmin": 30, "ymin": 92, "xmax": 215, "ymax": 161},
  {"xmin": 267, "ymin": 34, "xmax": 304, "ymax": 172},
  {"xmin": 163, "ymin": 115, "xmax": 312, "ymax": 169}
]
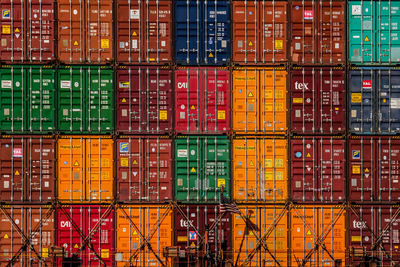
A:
[
  {"xmin": 232, "ymin": 68, "xmax": 287, "ymax": 134},
  {"xmin": 232, "ymin": 137, "xmax": 288, "ymax": 203},
  {"xmin": 57, "ymin": 136, "xmax": 113, "ymax": 202}
]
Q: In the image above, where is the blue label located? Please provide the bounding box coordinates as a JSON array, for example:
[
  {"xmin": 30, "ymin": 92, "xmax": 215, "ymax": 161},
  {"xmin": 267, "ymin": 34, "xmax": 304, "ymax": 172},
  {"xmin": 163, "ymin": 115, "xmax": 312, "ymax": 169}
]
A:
[
  {"xmin": 352, "ymin": 150, "xmax": 360, "ymax": 159},
  {"xmin": 295, "ymin": 152, "xmax": 302, "ymax": 158},
  {"xmin": 120, "ymin": 143, "xmax": 129, "ymax": 153},
  {"xmin": 2, "ymin": 10, "xmax": 10, "ymax": 19}
]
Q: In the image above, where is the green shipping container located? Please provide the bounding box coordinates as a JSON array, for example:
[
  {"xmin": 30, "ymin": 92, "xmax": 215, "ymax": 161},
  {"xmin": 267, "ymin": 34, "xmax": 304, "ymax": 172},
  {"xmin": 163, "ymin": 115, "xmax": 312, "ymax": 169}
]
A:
[
  {"xmin": 349, "ymin": 1, "xmax": 400, "ymax": 63},
  {"xmin": 58, "ymin": 66, "xmax": 114, "ymax": 133},
  {"xmin": 174, "ymin": 136, "xmax": 230, "ymax": 203},
  {"xmin": 0, "ymin": 66, "xmax": 55, "ymax": 133}
]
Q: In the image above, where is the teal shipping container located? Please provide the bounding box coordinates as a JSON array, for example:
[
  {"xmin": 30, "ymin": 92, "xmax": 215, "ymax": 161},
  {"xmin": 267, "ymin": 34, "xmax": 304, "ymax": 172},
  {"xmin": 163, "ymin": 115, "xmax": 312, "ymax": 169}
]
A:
[
  {"xmin": 174, "ymin": 136, "xmax": 230, "ymax": 203},
  {"xmin": 349, "ymin": 0, "xmax": 400, "ymax": 64},
  {"xmin": 0, "ymin": 66, "xmax": 55, "ymax": 133}
]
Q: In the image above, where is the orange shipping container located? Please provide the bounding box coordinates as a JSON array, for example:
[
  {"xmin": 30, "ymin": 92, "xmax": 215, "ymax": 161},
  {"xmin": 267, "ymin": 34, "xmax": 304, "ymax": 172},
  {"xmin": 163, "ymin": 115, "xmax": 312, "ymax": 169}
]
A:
[
  {"xmin": 290, "ymin": 205, "xmax": 346, "ymax": 267},
  {"xmin": 232, "ymin": 138, "xmax": 288, "ymax": 203},
  {"xmin": 115, "ymin": 205, "xmax": 172, "ymax": 267},
  {"xmin": 232, "ymin": 68, "xmax": 287, "ymax": 134},
  {"xmin": 233, "ymin": 206, "xmax": 288, "ymax": 266},
  {"xmin": 57, "ymin": 136, "xmax": 113, "ymax": 202}
]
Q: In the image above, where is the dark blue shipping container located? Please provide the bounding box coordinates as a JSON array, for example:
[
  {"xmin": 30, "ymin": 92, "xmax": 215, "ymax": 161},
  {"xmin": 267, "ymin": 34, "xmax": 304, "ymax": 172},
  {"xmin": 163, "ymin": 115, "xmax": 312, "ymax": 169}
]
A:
[
  {"xmin": 174, "ymin": 0, "xmax": 230, "ymax": 65},
  {"xmin": 349, "ymin": 68, "xmax": 400, "ymax": 134}
]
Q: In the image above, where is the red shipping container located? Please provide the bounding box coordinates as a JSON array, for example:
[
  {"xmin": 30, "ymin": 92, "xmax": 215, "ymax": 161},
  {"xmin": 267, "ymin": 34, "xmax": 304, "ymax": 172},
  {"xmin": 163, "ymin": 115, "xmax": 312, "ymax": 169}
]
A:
[
  {"xmin": 290, "ymin": 0, "xmax": 345, "ymax": 64},
  {"xmin": 291, "ymin": 137, "xmax": 346, "ymax": 203},
  {"xmin": 0, "ymin": 137, "xmax": 55, "ymax": 203},
  {"xmin": 116, "ymin": 0, "xmax": 172, "ymax": 63},
  {"xmin": 57, "ymin": 205, "xmax": 114, "ymax": 266},
  {"xmin": 0, "ymin": 0, "xmax": 55, "ymax": 63},
  {"xmin": 349, "ymin": 137, "xmax": 400, "ymax": 203},
  {"xmin": 348, "ymin": 206, "xmax": 400, "ymax": 266},
  {"xmin": 116, "ymin": 67, "xmax": 172, "ymax": 134},
  {"xmin": 175, "ymin": 68, "xmax": 230, "ymax": 134},
  {"xmin": 291, "ymin": 68, "xmax": 346, "ymax": 134},
  {"xmin": 116, "ymin": 137, "xmax": 172, "ymax": 202}
]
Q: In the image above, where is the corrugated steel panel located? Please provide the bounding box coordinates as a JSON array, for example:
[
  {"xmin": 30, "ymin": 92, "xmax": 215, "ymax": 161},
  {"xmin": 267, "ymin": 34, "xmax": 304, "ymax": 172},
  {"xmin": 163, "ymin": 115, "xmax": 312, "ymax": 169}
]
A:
[
  {"xmin": 232, "ymin": 137, "xmax": 288, "ymax": 203},
  {"xmin": 232, "ymin": 68, "xmax": 287, "ymax": 134},
  {"xmin": 116, "ymin": 67, "xmax": 172, "ymax": 134},
  {"xmin": 115, "ymin": 0, "xmax": 172, "ymax": 63},
  {"xmin": 174, "ymin": 68, "xmax": 230, "ymax": 134}
]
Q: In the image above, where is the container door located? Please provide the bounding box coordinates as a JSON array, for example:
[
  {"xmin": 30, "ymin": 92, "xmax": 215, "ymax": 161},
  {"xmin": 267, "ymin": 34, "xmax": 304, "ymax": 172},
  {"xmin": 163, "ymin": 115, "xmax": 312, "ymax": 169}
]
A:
[
  {"xmin": 204, "ymin": 206, "xmax": 231, "ymax": 257},
  {"xmin": 0, "ymin": 1, "xmax": 24, "ymax": 62},
  {"xmin": 0, "ymin": 207, "xmax": 24, "ymax": 266},
  {"xmin": 377, "ymin": 207, "xmax": 400, "ymax": 265}
]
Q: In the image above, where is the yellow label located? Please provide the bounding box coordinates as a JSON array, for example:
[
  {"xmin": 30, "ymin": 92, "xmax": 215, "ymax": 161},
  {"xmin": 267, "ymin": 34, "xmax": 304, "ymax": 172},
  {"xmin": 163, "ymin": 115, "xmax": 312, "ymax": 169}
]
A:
[
  {"xmin": 191, "ymin": 105, "xmax": 196, "ymax": 110},
  {"xmin": 351, "ymin": 93, "xmax": 362, "ymax": 103},
  {"xmin": 101, "ymin": 249, "xmax": 109, "ymax": 259},
  {"xmin": 351, "ymin": 236, "xmax": 361, "ymax": 242},
  {"xmin": 190, "ymin": 167, "xmax": 196, "ymax": 173},
  {"xmin": 293, "ymin": 98, "xmax": 303, "ymax": 104},
  {"xmin": 74, "ymin": 161, "xmax": 79, "ymax": 167},
  {"xmin": 306, "ymin": 153, "xmax": 311, "ymax": 158},
  {"xmin": 276, "ymin": 171, "xmax": 283, "ymax": 180},
  {"xmin": 265, "ymin": 172, "xmax": 273, "ymax": 180},
  {"xmin": 42, "ymin": 248, "xmax": 49, "ymax": 258},
  {"xmin": 218, "ymin": 110, "xmax": 225, "ymax": 120},
  {"xmin": 209, "ymin": 52, "xmax": 214, "ymax": 57},
  {"xmin": 101, "ymin": 39, "xmax": 109, "ymax": 49},
  {"xmin": 149, "ymin": 58, "xmax": 155, "ymax": 61},
  {"xmin": 217, "ymin": 178, "xmax": 225, "ymax": 187},
  {"xmin": 15, "ymin": 170, "xmax": 20, "ymax": 175},
  {"xmin": 73, "ymin": 41, "xmax": 79, "ymax": 46},
  {"xmin": 159, "ymin": 110, "xmax": 168, "ymax": 120},
  {"xmin": 132, "ymin": 32, "xmax": 137, "ymax": 36},
  {"xmin": 2, "ymin": 25, "xmax": 10, "ymax": 34},
  {"xmin": 121, "ymin": 158, "xmax": 129, "ymax": 167},
  {"xmin": 364, "ymin": 36, "xmax": 370, "ymax": 42},
  {"xmin": 306, "ymin": 230, "xmax": 312, "ymax": 236},
  {"xmin": 265, "ymin": 159, "xmax": 272, "ymax": 168},
  {"xmin": 352, "ymin": 165, "xmax": 361, "ymax": 174},
  {"xmin": 275, "ymin": 159, "xmax": 283, "ymax": 168},
  {"xmin": 4, "ymin": 234, "xmax": 8, "ymax": 239},
  {"xmin": 275, "ymin": 40, "xmax": 283, "ymax": 49},
  {"xmin": 15, "ymin": 28, "xmax": 20, "ymax": 33},
  {"xmin": 122, "ymin": 98, "xmax": 127, "ymax": 103},
  {"xmin": 248, "ymin": 91, "xmax": 254, "ymax": 97},
  {"xmin": 249, "ymin": 41, "xmax": 253, "ymax": 46},
  {"xmin": 102, "ymin": 172, "xmax": 109, "ymax": 179},
  {"xmin": 178, "ymin": 236, "xmax": 187, "ymax": 242},
  {"xmin": 102, "ymin": 158, "xmax": 109, "ymax": 167},
  {"xmin": 191, "ymin": 242, "xmax": 196, "ymax": 247},
  {"xmin": 249, "ymin": 160, "xmax": 254, "ymax": 166},
  {"xmin": 365, "ymin": 168, "xmax": 369, "ymax": 173},
  {"xmin": 133, "ymin": 230, "xmax": 138, "ymax": 235},
  {"xmin": 74, "ymin": 244, "xmax": 79, "ymax": 249},
  {"xmin": 133, "ymin": 160, "xmax": 137, "ymax": 164}
]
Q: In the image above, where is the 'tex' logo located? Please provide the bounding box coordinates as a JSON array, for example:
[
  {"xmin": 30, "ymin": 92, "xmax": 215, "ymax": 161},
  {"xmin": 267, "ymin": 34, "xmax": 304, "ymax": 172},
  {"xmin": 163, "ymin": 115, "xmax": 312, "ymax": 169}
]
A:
[
  {"xmin": 2, "ymin": 10, "xmax": 10, "ymax": 19},
  {"xmin": 120, "ymin": 143, "xmax": 129, "ymax": 153},
  {"xmin": 352, "ymin": 150, "xmax": 360, "ymax": 159}
]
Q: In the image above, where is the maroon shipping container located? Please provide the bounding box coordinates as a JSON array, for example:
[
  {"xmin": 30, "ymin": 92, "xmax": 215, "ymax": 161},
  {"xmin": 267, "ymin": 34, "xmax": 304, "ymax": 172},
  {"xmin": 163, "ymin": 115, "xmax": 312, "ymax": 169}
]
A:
[
  {"xmin": 116, "ymin": 67, "xmax": 172, "ymax": 134},
  {"xmin": 57, "ymin": 205, "xmax": 114, "ymax": 266},
  {"xmin": 175, "ymin": 68, "xmax": 230, "ymax": 134},
  {"xmin": 290, "ymin": 0, "xmax": 345, "ymax": 64},
  {"xmin": 291, "ymin": 68, "xmax": 346, "ymax": 134},
  {"xmin": 116, "ymin": 0, "xmax": 172, "ymax": 64},
  {"xmin": 348, "ymin": 137, "xmax": 400, "ymax": 203},
  {"xmin": 116, "ymin": 137, "xmax": 172, "ymax": 202},
  {"xmin": 174, "ymin": 205, "xmax": 231, "ymax": 264},
  {"xmin": 0, "ymin": 0, "xmax": 55, "ymax": 63},
  {"xmin": 232, "ymin": 0, "xmax": 287, "ymax": 64},
  {"xmin": 291, "ymin": 137, "xmax": 346, "ymax": 203},
  {"xmin": 0, "ymin": 206, "xmax": 54, "ymax": 266},
  {"xmin": 0, "ymin": 137, "xmax": 55, "ymax": 203},
  {"xmin": 348, "ymin": 205, "xmax": 400, "ymax": 266}
]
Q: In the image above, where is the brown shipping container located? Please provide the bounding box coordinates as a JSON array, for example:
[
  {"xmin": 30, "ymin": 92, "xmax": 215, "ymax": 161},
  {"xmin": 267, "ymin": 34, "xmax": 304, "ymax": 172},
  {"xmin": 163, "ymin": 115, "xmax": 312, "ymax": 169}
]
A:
[
  {"xmin": 0, "ymin": 136, "xmax": 55, "ymax": 203},
  {"xmin": 291, "ymin": 67, "xmax": 346, "ymax": 134},
  {"xmin": 0, "ymin": 206, "xmax": 54, "ymax": 266},
  {"xmin": 291, "ymin": 137, "xmax": 346, "ymax": 203},
  {"xmin": 116, "ymin": 67, "xmax": 172, "ymax": 134},
  {"xmin": 349, "ymin": 137, "xmax": 400, "ymax": 203},
  {"xmin": 232, "ymin": 0, "xmax": 287, "ymax": 64},
  {"xmin": 116, "ymin": 0, "xmax": 172, "ymax": 64},
  {"xmin": 290, "ymin": 0, "xmax": 345, "ymax": 64},
  {"xmin": 116, "ymin": 137, "xmax": 172, "ymax": 202},
  {"xmin": 348, "ymin": 205, "xmax": 400, "ymax": 266},
  {"xmin": 58, "ymin": 0, "xmax": 113, "ymax": 63}
]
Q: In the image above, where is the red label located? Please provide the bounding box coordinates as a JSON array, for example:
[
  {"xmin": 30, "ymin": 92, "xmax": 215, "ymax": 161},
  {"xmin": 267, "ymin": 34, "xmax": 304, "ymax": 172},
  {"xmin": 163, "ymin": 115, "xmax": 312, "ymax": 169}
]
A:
[
  {"xmin": 304, "ymin": 10, "xmax": 313, "ymax": 19},
  {"xmin": 363, "ymin": 80, "xmax": 372, "ymax": 88}
]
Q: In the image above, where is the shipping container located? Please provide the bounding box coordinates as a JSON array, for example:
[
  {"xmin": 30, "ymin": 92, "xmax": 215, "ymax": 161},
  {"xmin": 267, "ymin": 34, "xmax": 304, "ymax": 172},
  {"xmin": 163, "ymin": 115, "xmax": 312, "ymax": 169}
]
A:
[
  {"xmin": 116, "ymin": 66, "xmax": 172, "ymax": 134},
  {"xmin": 115, "ymin": 205, "xmax": 172, "ymax": 267},
  {"xmin": 291, "ymin": 137, "xmax": 346, "ymax": 203},
  {"xmin": 348, "ymin": 205, "xmax": 400, "ymax": 266},
  {"xmin": 349, "ymin": 68, "xmax": 400, "ymax": 134},
  {"xmin": 232, "ymin": 137, "xmax": 288, "ymax": 203},
  {"xmin": 175, "ymin": 68, "xmax": 230, "ymax": 134},
  {"xmin": 174, "ymin": 204, "xmax": 231, "ymax": 265},
  {"xmin": 57, "ymin": 66, "xmax": 114, "ymax": 134},
  {"xmin": 232, "ymin": 68, "xmax": 287, "ymax": 134},
  {"xmin": 290, "ymin": 205, "xmax": 346, "ymax": 267},
  {"xmin": 174, "ymin": 136, "xmax": 230, "ymax": 203},
  {"xmin": 57, "ymin": 205, "xmax": 114, "ymax": 266},
  {"xmin": 0, "ymin": 65, "xmax": 55, "ymax": 133},
  {"xmin": 0, "ymin": 206, "xmax": 54, "ymax": 266},
  {"xmin": 0, "ymin": 0, "xmax": 55, "ymax": 63},
  {"xmin": 116, "ymin": 0, "xmax": 172, "ymax": 64},
  {"xmin": 348, "ymin": 136, "xmax": 400, "ymax": 202},
  {"xmin": 349, "ymin": 1, "xmax": 400, "ymax": 64},
  {"xmin": 233, "ymin": 205, "xmax": 288, "ymax": 267},
  {"xmin": 57, "ymin": 0, "xmax": 113, "ymax": 64},
  {"xmin": 0, "ymin": 136, "xmax": 55, "ymax": 203},
  {"xmin": 232, "ymin": 0, "xmax": 287, "ymax": 64},
  {"xmin": 174, "ymin": 0, "xmax": 230, "ymax": 65},
  {"xmin": 290, "ymin": 0, "xmax": 345, "ymax": 64},
  {"xmin": 116, "ymin": 137, "xmax": 172, "ymax": 202},
  {"xmin": 291, "ymin": 67, "xmax": 346, "ymax": 134},
  {"xmin": 57, "ymin": 136, "xmax": 113, "ymax": 202}
]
